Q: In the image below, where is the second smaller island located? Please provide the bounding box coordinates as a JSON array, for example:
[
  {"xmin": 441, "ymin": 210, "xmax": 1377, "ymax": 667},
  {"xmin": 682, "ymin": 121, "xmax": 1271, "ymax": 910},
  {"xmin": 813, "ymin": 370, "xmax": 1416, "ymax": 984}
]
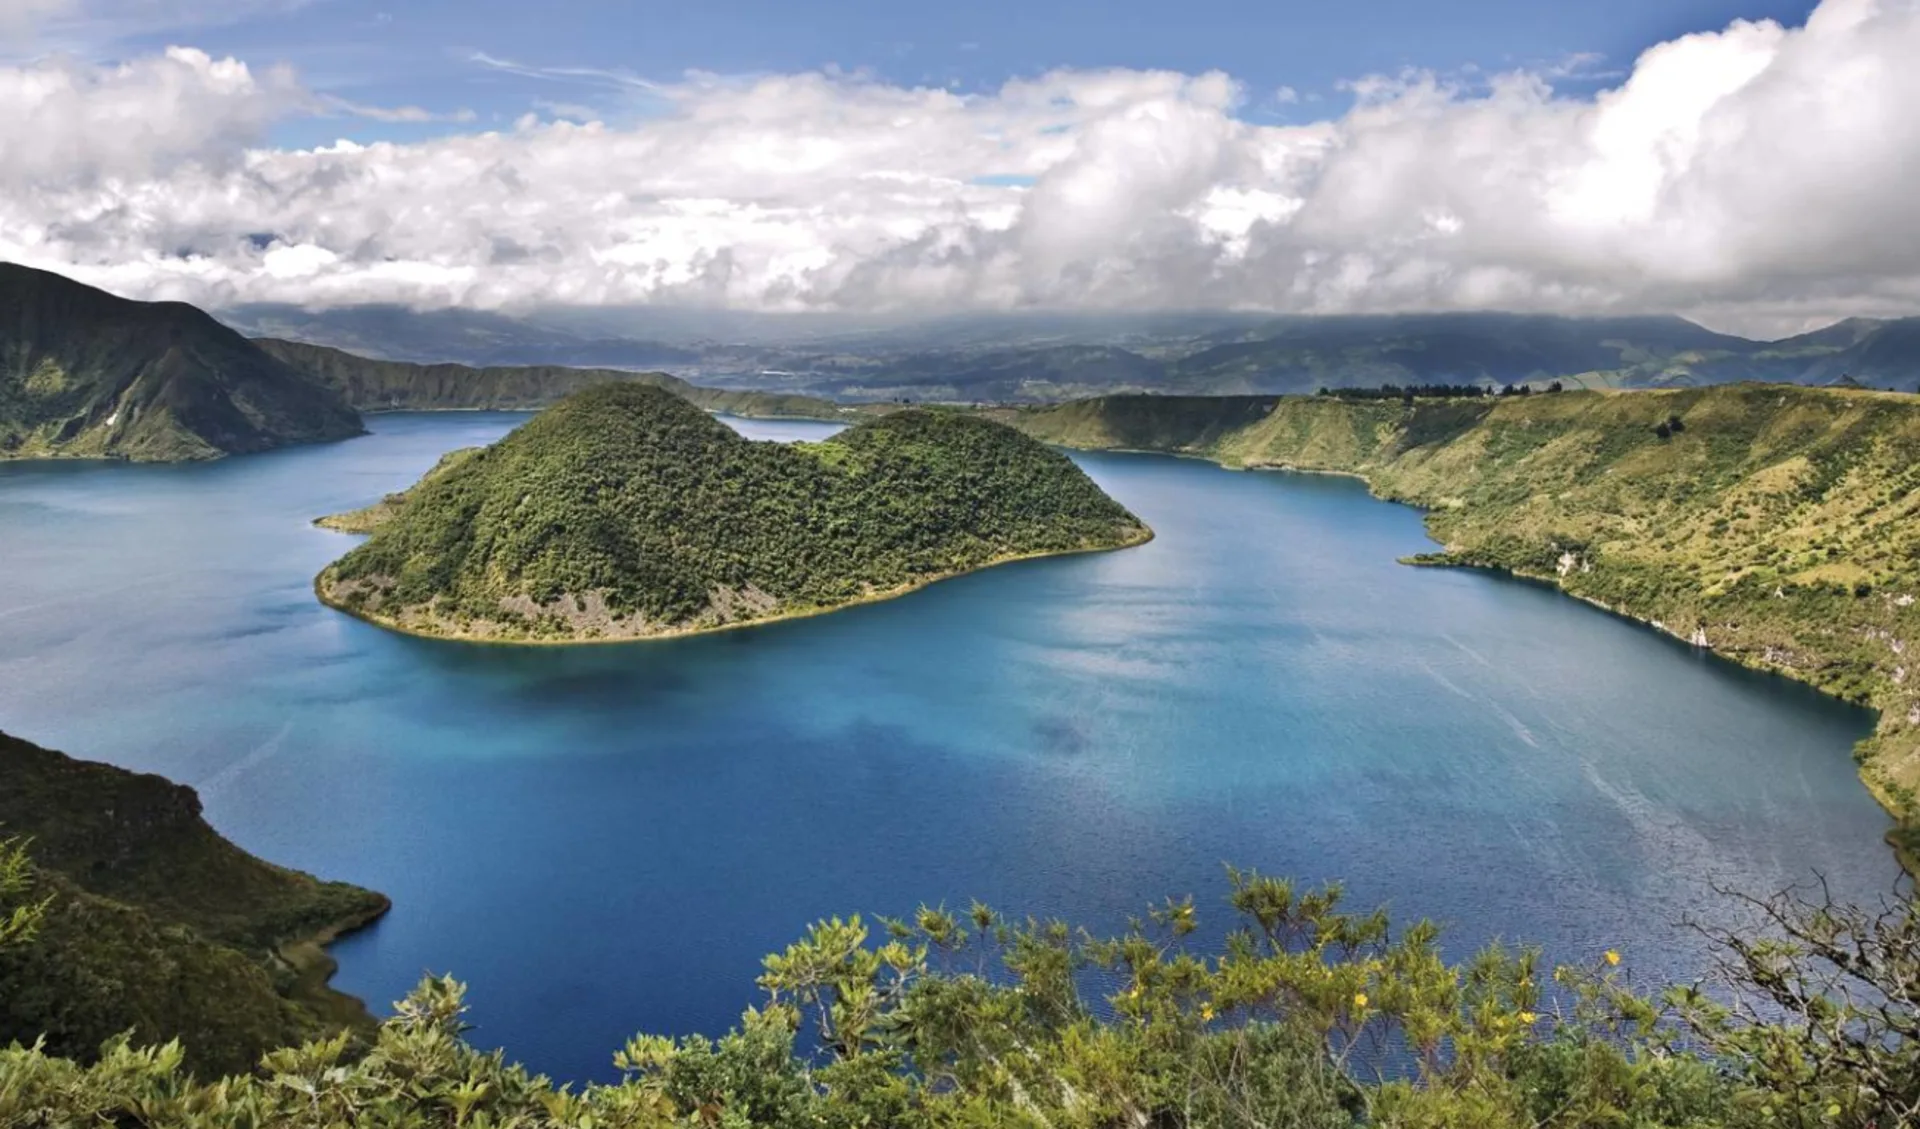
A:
[{"xmin": 315, "ymin": 384, "xmax": 1152, "ymax": 643}]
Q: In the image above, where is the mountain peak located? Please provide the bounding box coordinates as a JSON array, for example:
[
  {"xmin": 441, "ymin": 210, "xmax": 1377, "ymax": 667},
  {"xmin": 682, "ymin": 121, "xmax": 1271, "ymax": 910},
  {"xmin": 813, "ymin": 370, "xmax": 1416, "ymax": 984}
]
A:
[{"xmin": 0, "ymin": 264, "xmax": 363, "ymax": 461}]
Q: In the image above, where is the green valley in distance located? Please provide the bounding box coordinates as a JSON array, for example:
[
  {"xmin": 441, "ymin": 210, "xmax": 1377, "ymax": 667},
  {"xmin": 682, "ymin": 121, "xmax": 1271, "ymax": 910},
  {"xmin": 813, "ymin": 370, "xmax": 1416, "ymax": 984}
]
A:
[{"xmin": 254, "ymin": 336, "xmax": 877, "ymax": 422}]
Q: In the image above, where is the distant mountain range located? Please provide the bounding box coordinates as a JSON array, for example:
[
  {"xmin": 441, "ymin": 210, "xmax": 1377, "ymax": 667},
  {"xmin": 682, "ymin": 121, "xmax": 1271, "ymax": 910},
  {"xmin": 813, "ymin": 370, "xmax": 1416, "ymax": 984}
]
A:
[
  {"xmin": 0, "ymin": 264, "xmax": 363, "ymax": 460},
  {"xmin": 218, "ymin": 301, "xmax": 1920, "ymax": 403},
  {"xmin": 0, "ymin": 267, "xmax": 861, "ymax": 461},
  {"xmin": 252, "ymin": 337, "xmax": 867, "ymax": 421},
  {"xmin": 226, "ymin": 302, "xmax": 704, "ymax": 370},
  {"xmin": 9, "ymin": 263, "xmax": 1920, "ymax": 442}
]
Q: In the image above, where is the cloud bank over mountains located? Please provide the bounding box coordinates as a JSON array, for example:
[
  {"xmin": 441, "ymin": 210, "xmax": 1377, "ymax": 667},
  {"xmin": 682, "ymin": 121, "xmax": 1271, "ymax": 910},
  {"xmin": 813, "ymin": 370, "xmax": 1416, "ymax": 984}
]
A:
[{"xmin": 3, "ymin": 0, "xmax": 1917, "ymax": 333}]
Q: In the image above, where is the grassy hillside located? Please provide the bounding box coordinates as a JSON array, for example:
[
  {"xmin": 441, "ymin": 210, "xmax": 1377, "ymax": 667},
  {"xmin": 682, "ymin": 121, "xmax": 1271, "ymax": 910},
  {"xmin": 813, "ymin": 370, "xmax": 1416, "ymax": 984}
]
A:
[
  {"xmin": 255, "ymin": 337, "xmax": 868, "ymax": 420},
  {"xmin": 316, "ymin": 385, "xmax": 1149, "ymax": 643},
  {"xmin": 0, "ymin": 728, "xmax": 389, "ymax": 1075},
  {"xmin": 1001, "ymin": 385, "xmax": 1920, "ymax": 863},
  {"xmin": 0, "ymin": 264, "xmax": 363, "ymax": 461}
]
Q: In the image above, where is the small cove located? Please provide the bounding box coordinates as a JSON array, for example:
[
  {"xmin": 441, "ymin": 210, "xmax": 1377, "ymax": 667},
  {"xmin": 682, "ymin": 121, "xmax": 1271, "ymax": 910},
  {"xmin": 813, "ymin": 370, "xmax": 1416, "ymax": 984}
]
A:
[{"xmin": 0, "ymin": 411, "xmax": 1899, "ymax": 1082}]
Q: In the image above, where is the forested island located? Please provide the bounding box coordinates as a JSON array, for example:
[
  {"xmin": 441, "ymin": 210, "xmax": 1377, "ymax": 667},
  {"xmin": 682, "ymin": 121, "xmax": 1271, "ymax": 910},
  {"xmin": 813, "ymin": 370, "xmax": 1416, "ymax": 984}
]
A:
[
  {"xmin": 315, "ymin": 384, "xmax": 1150, "ymax": 643},
  {"xmin": 997, "ymin": 383, "xmax": 1920, "ymax": 865}
]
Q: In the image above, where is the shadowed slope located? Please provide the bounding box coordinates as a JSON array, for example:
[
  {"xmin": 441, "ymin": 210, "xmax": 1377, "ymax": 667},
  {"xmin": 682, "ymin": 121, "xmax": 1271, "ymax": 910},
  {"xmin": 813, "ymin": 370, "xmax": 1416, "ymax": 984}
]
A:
[
  {"xmin": 0, "ymin": 264, "xmax": 362, "ymax": 461},
  {"xmin": 0, "ymin": 729, "xmax": 389, "ymax": 1075}
]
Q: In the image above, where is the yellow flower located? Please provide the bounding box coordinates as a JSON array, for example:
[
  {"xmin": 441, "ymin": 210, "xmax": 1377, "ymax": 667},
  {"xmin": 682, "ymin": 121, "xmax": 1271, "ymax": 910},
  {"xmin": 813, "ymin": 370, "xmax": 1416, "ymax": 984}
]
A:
[
  {"xmin": 1126, "ymin": 984, "xmax": 1141, "ymax": 999},
  {"xmin": 1199, "ymin": 1004, "xmax": 1215, "ymax": 1022},
  {"xmin": 1352, "ymin": 992, "xmax": 1368, "ymax": 1010},
  {"xmin": 1604, "ymin": 950, "xmax": 1621, "ymax": 967},
  {"xmin": 1519, "ymin": 1012, "xmax": 1538, "ymax": 1024}
]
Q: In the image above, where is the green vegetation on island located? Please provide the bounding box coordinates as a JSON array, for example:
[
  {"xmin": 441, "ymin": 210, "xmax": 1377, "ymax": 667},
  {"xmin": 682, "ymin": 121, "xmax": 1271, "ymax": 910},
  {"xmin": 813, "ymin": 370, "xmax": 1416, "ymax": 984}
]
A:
[
  {"xmin": 997, "ymin": 384, "xmax": 1920, "ymax": 865},
  {"xmin": 313, "ymin": 447, "xmax": 484, "ymax": 534},
  {"xmin": 5, "ymin": 852, "xmax": 1917, "ymax": 1127},
  {"xmin": 0, "ymin": 728, "xmax": 388, "ymax": 1077},
  {"xmin": 0, "ymin": 264, "xmax": 363, "ymax": 461},
  {"xmin": 255, "ymin": 337, "xmax": 872, "ymax": 421},
  {"xmin": 315, "ymin": 384, "xmax": 1150, "ymax": 642}
]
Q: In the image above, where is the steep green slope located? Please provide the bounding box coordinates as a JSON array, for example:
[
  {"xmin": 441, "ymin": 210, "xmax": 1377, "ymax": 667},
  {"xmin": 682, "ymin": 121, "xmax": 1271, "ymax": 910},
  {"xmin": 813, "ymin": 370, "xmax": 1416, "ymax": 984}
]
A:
[
  {"xmin": 255, "ymin": 336, "xmax": 866, "ymax": 420},
  {"xmin": 0, "ymin": 264, "xmax": 363, "ymax": 461},
  {"xmin": 316, "ymin": 385, "xmax": 1149, "ymax": 642},
  {"xmin": 0, "ymin": 729, "xmax": 389, "ymax": 1075},
  {"xmin": 1002, "ymin": 385, "xmax": 1920, "ymax": 863}
]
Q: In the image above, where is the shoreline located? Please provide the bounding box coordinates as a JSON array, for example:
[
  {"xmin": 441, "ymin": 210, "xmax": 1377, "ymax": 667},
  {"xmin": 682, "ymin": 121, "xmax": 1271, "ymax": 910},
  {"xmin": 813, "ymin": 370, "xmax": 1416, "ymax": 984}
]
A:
[
  {"xmin": 273, "ymin": 894, "xmax": 394, "ymax": 1030},
  {"xmin": 1404, "ymin": 552, "xmax": 1914, "ymax": 873},
  {"xmin": 1048, "ymin": 438, "xmax": 1918, "ymax": 874},
  {"xmin": 314, "ymin": 526, "xmax": 1155, "ymax": 648}
]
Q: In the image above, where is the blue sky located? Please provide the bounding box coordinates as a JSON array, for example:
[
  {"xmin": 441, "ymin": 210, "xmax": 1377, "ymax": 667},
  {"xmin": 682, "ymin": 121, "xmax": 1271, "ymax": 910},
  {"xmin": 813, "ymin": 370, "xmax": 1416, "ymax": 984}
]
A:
[{"xmin": 85, "ymin": 0, "xmax": 1822, "ymax": 147}]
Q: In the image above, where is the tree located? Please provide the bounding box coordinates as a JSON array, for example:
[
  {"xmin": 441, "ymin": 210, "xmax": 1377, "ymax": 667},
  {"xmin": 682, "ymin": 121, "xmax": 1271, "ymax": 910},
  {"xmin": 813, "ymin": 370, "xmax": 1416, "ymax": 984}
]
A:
[
  {"xmin": 1665, "ymin": 883, "xmax": 1920, "ymax": 1128},
  {"xmin": 0, "ymin": 836, "xmax": 48, "ymax": 950}
]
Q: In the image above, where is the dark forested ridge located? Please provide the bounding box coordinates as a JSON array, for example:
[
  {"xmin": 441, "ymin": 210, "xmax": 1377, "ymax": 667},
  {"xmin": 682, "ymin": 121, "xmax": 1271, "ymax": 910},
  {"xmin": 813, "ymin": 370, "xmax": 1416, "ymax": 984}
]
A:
[
  {"xmin": 0, "ymin": 264, "xmax": 363, "ymax": 461},
  {"xmin": 255, "ymin": 337, "xmax": 868, "ymax": 421},
  {"xmin": 316, "ymin": 384, "xmax": 1149, "ymax": 642},
  {"xmin": 0, "ymin": 729, "xmax": 388, "ymax": 1075}
]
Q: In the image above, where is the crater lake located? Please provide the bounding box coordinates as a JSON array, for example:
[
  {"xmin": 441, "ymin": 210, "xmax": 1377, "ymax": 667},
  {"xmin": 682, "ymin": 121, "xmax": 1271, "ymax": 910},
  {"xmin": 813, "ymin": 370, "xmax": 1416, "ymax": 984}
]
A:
[{"xmin": 0, "ymin": 411, "xmax": 1899, "ymax": 1081}]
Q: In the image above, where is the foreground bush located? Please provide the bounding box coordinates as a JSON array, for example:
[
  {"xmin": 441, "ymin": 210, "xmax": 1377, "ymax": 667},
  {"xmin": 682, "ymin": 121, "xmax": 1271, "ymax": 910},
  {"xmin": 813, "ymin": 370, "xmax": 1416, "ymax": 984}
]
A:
[{"xmin": 1, "ymin": 864, "xmax": 1914, "ymax": 1127}]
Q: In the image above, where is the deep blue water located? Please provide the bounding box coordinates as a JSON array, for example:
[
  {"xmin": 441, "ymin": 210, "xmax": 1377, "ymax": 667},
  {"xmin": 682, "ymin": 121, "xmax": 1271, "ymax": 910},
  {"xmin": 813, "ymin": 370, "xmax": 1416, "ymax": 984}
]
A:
[{"xmin": 0, "ymin": 412, "xmax": 1900, "ymax": 1081}]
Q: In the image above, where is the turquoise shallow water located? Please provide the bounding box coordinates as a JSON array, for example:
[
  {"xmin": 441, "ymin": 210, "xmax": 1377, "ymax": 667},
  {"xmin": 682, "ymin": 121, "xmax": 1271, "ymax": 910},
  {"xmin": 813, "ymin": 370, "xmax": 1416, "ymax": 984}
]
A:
[{"xmin": 0, "ymin": 412, "xmax": 1900, "ymax": 1081}]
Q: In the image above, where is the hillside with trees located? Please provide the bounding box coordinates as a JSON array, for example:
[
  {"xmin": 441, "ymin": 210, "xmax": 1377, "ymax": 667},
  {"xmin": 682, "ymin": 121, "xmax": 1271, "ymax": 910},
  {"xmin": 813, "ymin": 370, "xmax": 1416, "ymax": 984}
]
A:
[
  {"xmin": 0, "ymin": 264, "xmax": 363, "ymax": 461},
  {"xmin": 0, "ymin": 729, "xmax": 387, "ymax": 1076}
]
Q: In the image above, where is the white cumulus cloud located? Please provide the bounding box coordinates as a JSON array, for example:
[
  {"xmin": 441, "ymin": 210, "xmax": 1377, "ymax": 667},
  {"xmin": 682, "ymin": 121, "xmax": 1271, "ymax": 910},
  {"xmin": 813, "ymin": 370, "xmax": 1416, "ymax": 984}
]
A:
[
  {"xmin": 2, "ymin": 0, "xmax": 1919, "ymax": 334},
  {"xmin": 0, "ymin": 46, "xmax": 300, "ymax": 183}
]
